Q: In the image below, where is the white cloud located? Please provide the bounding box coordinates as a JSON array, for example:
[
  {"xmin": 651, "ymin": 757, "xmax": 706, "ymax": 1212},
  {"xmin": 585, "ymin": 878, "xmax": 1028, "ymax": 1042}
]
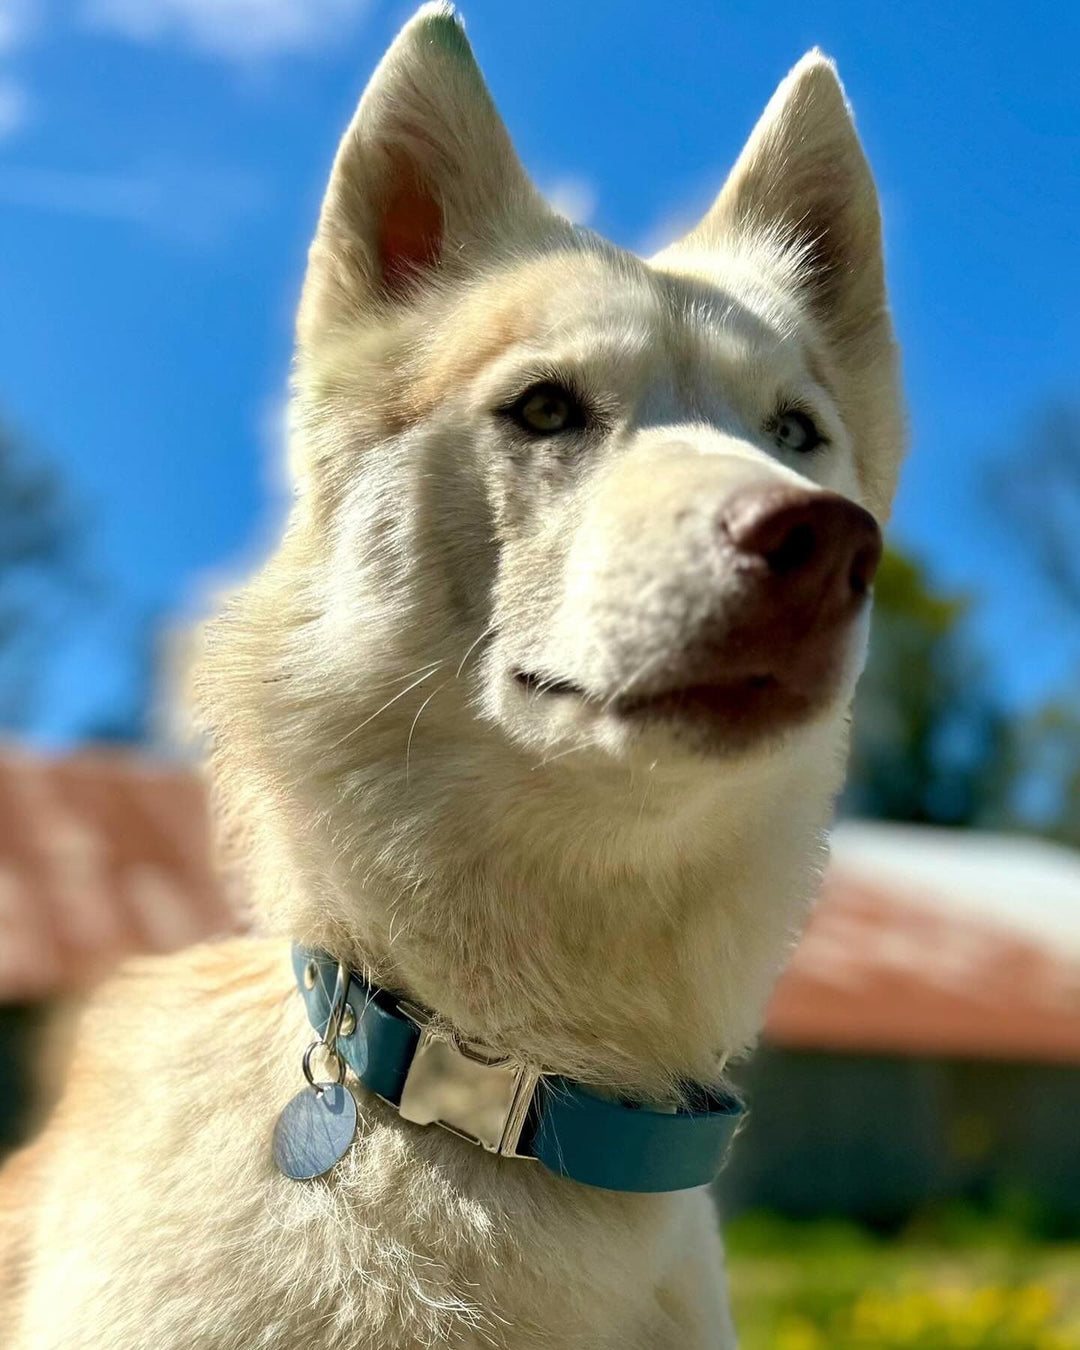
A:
[
  {"xmin": 0, "ymin": 73, "xmax": 27, "ymax": 138},
  {"xmin": 0, "ymin": 0, "xmax": 33, "ymax": 139},
  {"xmin": 544, "ymin": 176, "xmax": 597, "ymax": 227},
  {"xmin": 82, "ymin": 0, "xmax": 371, "ymax": 62},
  {"xmin": 635, "ymin": 176, "xmax": 722, "ymax": 258},
  {"xmin": 0, "ymin": 0, "xmax": 34, "ymax": 56},
  {"xmin": 0, "ymin": 160, "xmax": 267, "ymax": 245},
  {"xmin": 635, "ymin": 208, "xmax": 700, "ymax": 259}
]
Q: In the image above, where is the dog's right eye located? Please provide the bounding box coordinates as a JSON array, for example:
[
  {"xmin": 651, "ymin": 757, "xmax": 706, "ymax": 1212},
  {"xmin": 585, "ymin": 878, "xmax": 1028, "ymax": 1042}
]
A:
[{"xmin": 503, "ymin": 382, "xmax": 587, "ymax": 437}]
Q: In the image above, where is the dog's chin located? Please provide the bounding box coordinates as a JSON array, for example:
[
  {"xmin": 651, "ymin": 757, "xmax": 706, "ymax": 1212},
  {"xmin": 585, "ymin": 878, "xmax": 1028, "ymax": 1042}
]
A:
[
  {"xmin": 612, "ymin": 677, "xmax": 823, "ymax": 757},
  {"xmin": 509, "ymin": 667, "xmax": 845, "ymax": 762}
]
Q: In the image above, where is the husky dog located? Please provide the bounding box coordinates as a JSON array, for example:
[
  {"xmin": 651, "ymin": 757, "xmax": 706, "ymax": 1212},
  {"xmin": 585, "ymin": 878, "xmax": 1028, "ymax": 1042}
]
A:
[{"xmin": 0, "ymin": 5, "xmax": 904, "ymax": 1346}]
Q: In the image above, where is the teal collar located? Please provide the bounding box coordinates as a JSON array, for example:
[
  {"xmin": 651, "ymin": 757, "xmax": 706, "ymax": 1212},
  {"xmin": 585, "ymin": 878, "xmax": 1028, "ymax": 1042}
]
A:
[{"xmin": 293, "ymin": 945, "xmax": 743, "ymax": 1193}]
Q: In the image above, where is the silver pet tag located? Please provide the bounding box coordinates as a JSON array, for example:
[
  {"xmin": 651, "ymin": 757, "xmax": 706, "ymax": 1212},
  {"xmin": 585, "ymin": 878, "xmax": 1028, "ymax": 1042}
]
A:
[
  {"xmin": 272, "ymin": 1079, "xmax": 357, "ymax": 1180},
  {"xmin": 275, "ymin": 963, "xmax": 358, "ymax": 1180}
]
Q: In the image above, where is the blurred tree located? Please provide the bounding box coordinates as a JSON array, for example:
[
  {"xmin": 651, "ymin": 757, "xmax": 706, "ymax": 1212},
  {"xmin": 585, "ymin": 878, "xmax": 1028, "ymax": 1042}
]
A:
[
  {"xmin": 0, "ymin": 415, "xmax": 161, "ymax": 746},
  {"xmin": 983, "ymin": 400, "xmax": 1080, "ymax": 844},
  {"xmin": 846, "ymin": 550, "xmax": 1014, "ymax": 828},
  {"xmin": 851, "ymin": 402, "xmax": 1080, "ymax": 840},
  {"xmin": 1003, "ymin": 695, "xmax": 1080, "ymax": 849},
  {"xmin": 75, "ymin": 607, "xmax": 160, "ymax": 746},
  {"xmin": 989, "ymin": 402, "xmax": 1080, "ymax": 613},
  {"xmin": 0, "ymin": 417, "xmax": 82, "ymax": 729}
]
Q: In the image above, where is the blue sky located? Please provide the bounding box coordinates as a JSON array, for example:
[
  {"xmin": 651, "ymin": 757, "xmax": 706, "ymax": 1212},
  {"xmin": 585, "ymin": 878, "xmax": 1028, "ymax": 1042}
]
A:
[{"xmin": 0, "ymin": 0, "xmax": 1077, "ymax": 742}]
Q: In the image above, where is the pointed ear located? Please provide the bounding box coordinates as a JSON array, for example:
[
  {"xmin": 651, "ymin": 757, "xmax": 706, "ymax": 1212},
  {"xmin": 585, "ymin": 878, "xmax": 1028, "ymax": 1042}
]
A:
[
  {"xmin": 661, "ymin": 53, "xmax": 888, "ymax": 363},
  {"xmin": 298, "ymin": 3, "xmax": 548, "ymax": 346}
]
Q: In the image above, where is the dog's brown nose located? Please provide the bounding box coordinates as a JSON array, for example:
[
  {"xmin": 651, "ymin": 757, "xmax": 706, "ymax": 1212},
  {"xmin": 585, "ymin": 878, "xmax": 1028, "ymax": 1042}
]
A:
[
  {"xmin": 721, "ymin": 486, "xmax": 882, "ymax": 607},
  {"xmin": 609, "ymin": 481, "xmax": 884, "ymax": 745}
]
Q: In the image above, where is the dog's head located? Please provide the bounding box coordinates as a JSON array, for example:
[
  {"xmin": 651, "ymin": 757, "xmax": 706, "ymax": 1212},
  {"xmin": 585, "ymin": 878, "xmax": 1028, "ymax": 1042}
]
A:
[
  {"xmin": 288, "ymin": 4, "xmax": 901, "ymax": 765},
  {"xmin": 200, "ymin": 4, "xmax": 904, "ymax": 1073}
]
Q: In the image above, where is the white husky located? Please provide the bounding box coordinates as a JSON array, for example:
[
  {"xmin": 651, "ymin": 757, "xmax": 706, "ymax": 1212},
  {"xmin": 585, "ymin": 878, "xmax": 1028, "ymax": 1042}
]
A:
[{"xmin": 0, "ymin": 5, "xmax": 904, "ymax": 1346}]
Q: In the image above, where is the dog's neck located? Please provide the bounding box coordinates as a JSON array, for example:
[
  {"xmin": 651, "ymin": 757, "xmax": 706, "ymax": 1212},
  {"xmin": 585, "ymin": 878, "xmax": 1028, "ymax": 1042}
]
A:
[{"xmin": 288, "ymin": 723, "xmax": 842, "ymax": 1101}]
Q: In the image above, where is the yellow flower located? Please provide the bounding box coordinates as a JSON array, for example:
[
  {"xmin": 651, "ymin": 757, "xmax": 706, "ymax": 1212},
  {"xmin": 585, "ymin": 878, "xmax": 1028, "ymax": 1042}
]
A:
[
  {"xmin": 969, "ymin": 1284, "xmax": 1007, "ymax": 1328},
  {"xmin": 1011, "ymin": 1283, "xmax": 1057, "ymax": 1330},
  {"xmin": 763, "ymin": 1272, "xmax": 1073, "ymax": 1350},
  {"xmin": 775, "ymin": 1315, "xmax": 823, "ymax": 1350}
]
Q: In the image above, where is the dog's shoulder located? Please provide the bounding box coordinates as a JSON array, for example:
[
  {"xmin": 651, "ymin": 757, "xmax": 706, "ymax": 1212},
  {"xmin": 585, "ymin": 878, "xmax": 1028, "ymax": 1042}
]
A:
[
  {"xmin": 0, "ymin": 938, "xmax": 316, "ymax": 1342},
  {"xmin": 2, "ymin": 937, "xmax": 726, "ymax": 1347},
  {"xmin": 0, "ymin": 942, "xmax": 288, "ymax": 1224},
  {"xmin": 39, "ymin": 936, "xmax": 293, "ymax": 1113}
]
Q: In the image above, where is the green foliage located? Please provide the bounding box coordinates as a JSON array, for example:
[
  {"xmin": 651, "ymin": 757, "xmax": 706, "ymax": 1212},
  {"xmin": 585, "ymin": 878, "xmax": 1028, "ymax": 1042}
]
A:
[
  {"xmin": 872, "ymin": 550, "xmax": 969, "ymax": 638},
  {"xmin": 847, "ymin": 549, "xmax": 1013, "ymax": 827},
  {"xmin": 847, "ymin": 541, "xmax": 1080, "ymax": 843},
  {"xmin": 1005, "ymin": 697, "xmax": 1080, "ymax": 848},
  {"xmin": 988, "ymin": 403, "xmax": 1080, "ymax": 615}
]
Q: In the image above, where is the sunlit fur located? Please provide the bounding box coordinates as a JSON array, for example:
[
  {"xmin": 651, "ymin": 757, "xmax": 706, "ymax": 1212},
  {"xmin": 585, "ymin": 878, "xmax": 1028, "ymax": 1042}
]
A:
[{"xmin": 0, "ymin": 6, "xmax": 905, "ymax": 1347}]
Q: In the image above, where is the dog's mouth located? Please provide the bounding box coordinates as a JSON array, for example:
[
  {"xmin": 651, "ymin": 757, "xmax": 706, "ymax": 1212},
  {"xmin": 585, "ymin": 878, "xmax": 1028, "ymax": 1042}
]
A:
[
  {"xmin": 513, "ymin": 664, "xmax": 829, "ymax": 757},
  {"xmin": 513, "ymin": 670, "xmax": 586, "ymax": 699},
  {"xmin": 514, "ymin": 669, "xmax": 779, "ymax": 701},
  {"xmin": 513, "ymin": 667, "xmax": 814, "ymax": 743}
]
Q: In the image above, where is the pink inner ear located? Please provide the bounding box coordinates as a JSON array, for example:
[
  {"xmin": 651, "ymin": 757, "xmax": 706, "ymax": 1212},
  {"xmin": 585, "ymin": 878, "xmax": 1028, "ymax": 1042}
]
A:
[{"xmin": 377, "ymin": 168, "xmax": 443, "ymax": 294}]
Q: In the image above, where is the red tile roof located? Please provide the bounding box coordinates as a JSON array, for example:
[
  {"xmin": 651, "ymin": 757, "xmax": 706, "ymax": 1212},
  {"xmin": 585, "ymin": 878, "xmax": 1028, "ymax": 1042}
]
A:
[
  {"xmin": 2, "ymin": 748, "xmax": 1079, "ymax": 1065},
  {"xmin": 0, "ymin": 746, "xmax": 239, "ymax": 1001},
  {"xmin": 766, "ymin": 872, "xmax": 1080, "ymax": 1065}
]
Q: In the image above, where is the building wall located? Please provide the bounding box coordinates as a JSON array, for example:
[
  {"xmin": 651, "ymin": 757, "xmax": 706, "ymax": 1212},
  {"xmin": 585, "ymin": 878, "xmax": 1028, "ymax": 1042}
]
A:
[
  {"xmin": 0, "ymin": 1006, "xmax": 45, "ymax": 1156},
  {"xmin": 718, "ymin": 1046, "xmax": 1080, "ymax": 1233}
]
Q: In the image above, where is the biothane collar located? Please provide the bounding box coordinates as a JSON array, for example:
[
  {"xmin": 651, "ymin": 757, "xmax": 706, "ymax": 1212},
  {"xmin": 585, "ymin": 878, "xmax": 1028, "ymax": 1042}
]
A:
[{"xmin": 292, "ymin": 945, "xmax": 744, "ymax": 1193}]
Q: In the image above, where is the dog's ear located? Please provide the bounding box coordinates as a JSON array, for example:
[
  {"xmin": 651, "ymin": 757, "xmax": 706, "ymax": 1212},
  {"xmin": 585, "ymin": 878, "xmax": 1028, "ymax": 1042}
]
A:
[
  {"xmin": 661, "ymin": 53, "xmax": 888, "ymax": 363},
  {"xmin": 298, "ymin": 3, "xmax": 547, "ymax": 346}
]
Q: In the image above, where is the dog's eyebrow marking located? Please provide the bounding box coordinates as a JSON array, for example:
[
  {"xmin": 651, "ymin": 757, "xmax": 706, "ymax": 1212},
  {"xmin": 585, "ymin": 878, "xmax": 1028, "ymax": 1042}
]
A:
[
  {"xmin": 407, "ymin": 294, "xmax": 535, "ymax": 418},
  {"xmin": 802, "ymin": 339, "xmax": 841, "ymax": 406}
]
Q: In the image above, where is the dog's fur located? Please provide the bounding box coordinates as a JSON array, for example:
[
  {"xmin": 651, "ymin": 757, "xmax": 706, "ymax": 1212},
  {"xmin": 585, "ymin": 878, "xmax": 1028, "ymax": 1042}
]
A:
[{"xmin": 0, "ymin": 6, "xmax": 904, "ymax": 1346}]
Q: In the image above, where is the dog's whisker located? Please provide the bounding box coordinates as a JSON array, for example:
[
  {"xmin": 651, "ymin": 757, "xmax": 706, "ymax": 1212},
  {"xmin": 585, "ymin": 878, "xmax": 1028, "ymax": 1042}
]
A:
[
  {"xmin": 531, "ymin": 740, "xmax": 591, "ymax": 771},
  {"xmin": 376, "ymin": 658, "xmax": 446, "ymax": 690},
  {"xmin": 602, "ymin": 648, "xmax": 670, "ymax": 711},
  {"xmin": 405, "ymin": 682, "xmax": 446, "ymax": 784},
  {"xmin": 325, "ymin": 666, "xmax": 443, "ymax": 750},
  {"xmin": 635, "ymin": 768, "xmax": 655, "ymax": 830},
  {"xmin": 454, "ymin": 625, "xmax": 496, "ymax": 680}
]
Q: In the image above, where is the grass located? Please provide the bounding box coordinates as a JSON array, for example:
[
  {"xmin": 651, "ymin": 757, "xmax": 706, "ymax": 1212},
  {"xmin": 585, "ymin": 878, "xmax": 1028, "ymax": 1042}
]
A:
[{"xmin": 726, "ymin": 1211, "xmax": 1080, "ymax": 1349}]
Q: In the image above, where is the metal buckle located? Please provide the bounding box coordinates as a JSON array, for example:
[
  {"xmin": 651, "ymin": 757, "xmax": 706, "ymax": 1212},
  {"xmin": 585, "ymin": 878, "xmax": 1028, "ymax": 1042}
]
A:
[{"xmin": 395, "ymin": 1012, "xmax": 540, "ymax": 1159}]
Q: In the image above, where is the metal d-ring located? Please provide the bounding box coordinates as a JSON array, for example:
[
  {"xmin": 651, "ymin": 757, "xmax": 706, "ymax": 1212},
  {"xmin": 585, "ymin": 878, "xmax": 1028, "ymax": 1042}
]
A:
[
  {"xmin": 299, "ymin": 961, "xmax": 351, "ymax": 1094},
  {"xmin": 302, "ymin": 1038, "xmax": 346, "ymax": 1092}
]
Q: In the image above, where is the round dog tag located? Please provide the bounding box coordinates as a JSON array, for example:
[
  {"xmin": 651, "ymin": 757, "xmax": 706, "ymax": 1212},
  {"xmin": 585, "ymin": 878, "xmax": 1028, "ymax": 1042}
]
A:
[{"xmin": 272, "ymin": 1083, "xmax": 357, "ymax": 1181}]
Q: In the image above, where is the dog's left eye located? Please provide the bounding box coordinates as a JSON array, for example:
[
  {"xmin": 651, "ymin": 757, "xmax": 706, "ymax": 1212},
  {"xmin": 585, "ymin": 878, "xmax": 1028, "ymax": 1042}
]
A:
[
  {"xmin": 505, "ymin": 382, "xmax": 586, "ymax": 436},
  {"xmin": 772, "ymin": 409, "xmax": 823, "ymax": 454}
]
